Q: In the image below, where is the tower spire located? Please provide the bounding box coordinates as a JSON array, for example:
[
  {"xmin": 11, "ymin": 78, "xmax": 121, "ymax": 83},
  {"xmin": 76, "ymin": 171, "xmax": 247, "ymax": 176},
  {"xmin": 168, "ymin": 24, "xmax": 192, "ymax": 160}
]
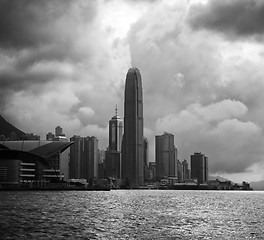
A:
[{"xmin": 115, "ymin": 104, "xmax": 118, "ymax": 116}]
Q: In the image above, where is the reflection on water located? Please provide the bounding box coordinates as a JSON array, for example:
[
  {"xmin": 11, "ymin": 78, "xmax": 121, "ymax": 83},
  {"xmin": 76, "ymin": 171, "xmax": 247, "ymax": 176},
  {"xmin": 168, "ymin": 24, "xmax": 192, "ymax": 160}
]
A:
[{"xmin": 1, "ymin": 190, "xmax": 264, "ymax": 239}]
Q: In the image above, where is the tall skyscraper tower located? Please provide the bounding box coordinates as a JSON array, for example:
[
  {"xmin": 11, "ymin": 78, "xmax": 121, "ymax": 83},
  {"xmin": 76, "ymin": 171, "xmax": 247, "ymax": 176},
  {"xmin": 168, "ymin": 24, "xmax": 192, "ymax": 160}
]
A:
[
  {"xmin": 69, "ymin": 135, "xmax": 98, "ymax": 181},
  {"xmin": 191, "ymin": 152, "xmax": 208, "ymax": 184},
  {"xmin": 55, "ymin": 126, "xmax": 63, "ymax": 136},
  {"xmin": 109, "ymin": 106, "xmax": 123, "ymax": 151},
  {"xmin": 105, "ymin": 107, "xmax": 123, "ymax": 180},
  {"xmin": 69, "ymin": 135, "xmax": 82, "ymax": 179},
  {"xmin": 177, "ymin": 159, "xmax": 190, "ymax": 183},
  {"xmin": 122, "ymin": 68, "xmax": 144, "ymax": 187},
  {"xmin": 155, "ymin": 132, "xmax": 177, "ymax": 179}
]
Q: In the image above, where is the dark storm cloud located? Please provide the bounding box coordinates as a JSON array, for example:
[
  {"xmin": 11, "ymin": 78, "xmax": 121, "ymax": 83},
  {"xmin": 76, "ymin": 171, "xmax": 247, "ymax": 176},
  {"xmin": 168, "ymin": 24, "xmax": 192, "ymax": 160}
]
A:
[
  {"xmin": 0, "ymin": 63, "xmax": 71, "ymax": 89},
  {"xmin": 0, "ymin": 0, "xmax": 97, "ymax": 100},
  {"xmin": 0, "ymin": 0, "xmax": 64, "ymax": 48},
  {"xmin": 14, "ymin": 41, "xmax": 83, "ymax": 70},
  {"xmin": 188, "ymin": 0, "xmax": 264, "ymax": 40},
  {"xmin": 0, "ymin": 0, "xmax": 97, "ymax": 49}
]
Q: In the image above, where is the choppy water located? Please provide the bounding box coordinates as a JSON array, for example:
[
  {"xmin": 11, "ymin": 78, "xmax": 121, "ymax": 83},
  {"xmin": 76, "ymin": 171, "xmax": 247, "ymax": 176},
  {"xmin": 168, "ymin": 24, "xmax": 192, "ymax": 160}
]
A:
[{"xmin": 0, "ymin": 190, "xmax": 264, "ymax": 239}]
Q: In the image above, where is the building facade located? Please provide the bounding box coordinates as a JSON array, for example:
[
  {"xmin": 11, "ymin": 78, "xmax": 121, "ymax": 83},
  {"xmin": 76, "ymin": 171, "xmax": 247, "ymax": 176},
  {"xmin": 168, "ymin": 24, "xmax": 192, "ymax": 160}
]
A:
[
  {"xmin": 190, "ymin": 152, "xmax": 208, "ymax": 184},
  {"xmin": 0, "ymin": 141, "xmax": 73, "ymax": 186},
  {"xmin": 83, "ymin": 136, "xmax": 98, "ymax": 181},
  {"xmin": 109, "ymin": 109, "xmax": 123, "ymax": 152},
  {"xmin": 143, "ymin": 137, "xmax": 149, "ymax": 181},
  {"xmin": 45, "ymin": 127, "xmax": 70, "ymax": 180},
  {"xmin": 177, "ymin": 159, "xmax": 190, "ymax": 183},
  {"xmin": 55, "ymin": 126, "xmax": 65, "ymax": 137},
  {"xmin": 69, "ymin": 135, "xmax": 98, "ymax": 182},
  {"xmin": 182, "ymin": 159, "xmax": 190, "ymax": 181},
  {"xmin": 105, "ymin": 109, "xmax": 123, "ymax": 180},
  {"xmin": 143, "ymin": 137, "xmax": 149, "ymax": 166},
  {"xmin": 148, "ymin": 162, "xmax": 156, "ymax": 180},
  {"xmin": 69, "ymin": 135, "xmax": 82, "ymax": 179},
  {"xmin": 46, "ymin": 132, "xmax": 55, "ymax": 141},
  {"xmin": 21, "ymin": 133, "xmax": 40, "ymax": 141},
  {"xmin": 121, "ymin": 68, "xmax": 144, "ymax": 187},
  {"xmin": 155, "ymin": 132, "xmax": 177, "ymax": 179}
]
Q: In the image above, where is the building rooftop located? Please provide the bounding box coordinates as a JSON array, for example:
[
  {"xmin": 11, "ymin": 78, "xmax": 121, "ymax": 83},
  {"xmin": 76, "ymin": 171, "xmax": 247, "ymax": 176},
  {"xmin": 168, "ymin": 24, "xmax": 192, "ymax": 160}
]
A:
[{"xmin": 0, "ymin": 141, "xmax": 73, "ymax": 159}]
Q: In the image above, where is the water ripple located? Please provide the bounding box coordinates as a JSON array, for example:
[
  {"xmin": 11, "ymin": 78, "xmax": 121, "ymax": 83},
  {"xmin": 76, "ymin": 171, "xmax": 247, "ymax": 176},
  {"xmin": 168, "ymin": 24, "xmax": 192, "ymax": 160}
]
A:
[{"xmin": 1, "ymin": 190, "xmax": 264, "ymax": 239}]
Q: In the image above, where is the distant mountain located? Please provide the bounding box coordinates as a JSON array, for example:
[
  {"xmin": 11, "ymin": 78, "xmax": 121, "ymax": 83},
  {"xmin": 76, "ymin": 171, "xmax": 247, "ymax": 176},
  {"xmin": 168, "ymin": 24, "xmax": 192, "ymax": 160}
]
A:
[
  {"xmin": 250, "ymin": 180, "xmax": 264, "ymax": 191},
  {"xmin": 0, "ymin": 114, "xmax": 25, "ymax": 139},
  {"xmin": 209, "ymin": 175, "xmax": 232, "ymax": 182}
]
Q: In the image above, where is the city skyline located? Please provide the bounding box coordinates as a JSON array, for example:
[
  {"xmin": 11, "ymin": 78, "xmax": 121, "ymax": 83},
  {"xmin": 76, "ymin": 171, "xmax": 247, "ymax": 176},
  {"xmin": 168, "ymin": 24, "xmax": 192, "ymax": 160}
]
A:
[
  {"xmin": 0, "ymin": 0, "xmax": 264, "ymax": 183},
  {"xmin": 0, "ymin": 114, "xmax": 254, "ymax": 187}
]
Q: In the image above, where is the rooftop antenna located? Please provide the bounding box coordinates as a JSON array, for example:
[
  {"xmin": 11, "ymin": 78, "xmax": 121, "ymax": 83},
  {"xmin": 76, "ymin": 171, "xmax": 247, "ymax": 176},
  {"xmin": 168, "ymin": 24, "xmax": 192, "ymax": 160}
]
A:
[{"xmin": 115, "ymin": 104, "xmax": 118, "ymax": 116}]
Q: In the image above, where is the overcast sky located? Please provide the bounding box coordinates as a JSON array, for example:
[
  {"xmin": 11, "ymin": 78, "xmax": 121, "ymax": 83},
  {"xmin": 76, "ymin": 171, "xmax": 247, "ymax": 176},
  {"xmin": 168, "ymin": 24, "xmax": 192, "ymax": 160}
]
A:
[{"xmin": 1, "ymin": 0, "xmax": 264, "ymax": 183}]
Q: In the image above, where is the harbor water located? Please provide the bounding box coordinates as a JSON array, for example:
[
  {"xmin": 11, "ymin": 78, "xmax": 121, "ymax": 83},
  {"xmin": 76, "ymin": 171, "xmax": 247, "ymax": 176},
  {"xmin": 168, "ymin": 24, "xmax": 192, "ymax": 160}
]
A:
[{"xmin": 1, "ymin": 190, "xmax": 264, "ymax": 239}]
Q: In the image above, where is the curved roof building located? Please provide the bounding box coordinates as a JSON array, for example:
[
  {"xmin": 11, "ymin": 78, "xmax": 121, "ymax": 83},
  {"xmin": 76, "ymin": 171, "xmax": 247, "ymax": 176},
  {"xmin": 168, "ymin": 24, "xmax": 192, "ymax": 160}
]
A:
[
  {"xmin": 0, "ymin": 114, "xmax": 25, "ymax": 140},
  {"xmin": 0, "ymin": 141, "xmax": 73, "ymax": 185},
  {"xmin": 0, "ymin": 141, "xmax": 73, "ymax": 158},
  {"xmin": 122, "ymin": 68, "xmax": 144, "ymax": 187}
]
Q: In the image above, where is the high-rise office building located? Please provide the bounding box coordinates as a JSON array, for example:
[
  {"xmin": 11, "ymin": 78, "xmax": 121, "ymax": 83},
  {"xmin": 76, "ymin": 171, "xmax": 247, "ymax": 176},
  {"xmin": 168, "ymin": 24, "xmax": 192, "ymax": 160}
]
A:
[
  {"xmin": 109, "ymin": 107, "xmax": 123, "ymax": 152},
  {"xmin": 46, "ymin": 132, "xmax": 55, "ymax": 141},
  {"xmin": 121, "ymin": 68, "xmax": 144, "ymax": 187},
  {"xmin": 177, "ymin": 159, "xmax": 190, "ymax": 183},
  {"xmin": 190, "ymin": 152, "xmax": 208, "ymax": 184},
  {"xmin": 143, "ymin": 137, "xmax": 149, "ymax": 181},
  {"xmin": 55, "ymin": 126, "xmax": 65, "ymax": 137},
  {"xmin": 69, "ymin": 135, "xmax": 82, "ymax": 179},
  {"xmin": 105, "ymin": 108, "xmax": 123, "ymax": 180},
  {"xmin": 97, "ymin": 150, "xmax": 105, "ymax": 180},
  {"xmin": 69, "ymin": 135, "xmax": 98, "ymax": 181},
  {"xmin": 177, "ymin": 159, "xmax": 183, "ymax": 182},
  {"xmin": 143, "ymin": 137, "xmax": 149, "ymax": 166},
  {"xmin": 174, "ymin": 146, "xmax": 178, "ymax": 180},
  {"xmin": 148, "ymin": 162, "xmax": 156, "ymax": 180},
  {"xmin": 82, "ymin": 136, "xmax": 98, "ymax": 181},
  {"xmin": 182, "ymin": 159, "xmax": 190, "ymax": 181},
  {"xmin": 98, "ymin": 150, "xmax": 105, "ymax": 164},
  {"xmin": 155, "ymin": 132, "xmax": 177, "ymax": 179}
]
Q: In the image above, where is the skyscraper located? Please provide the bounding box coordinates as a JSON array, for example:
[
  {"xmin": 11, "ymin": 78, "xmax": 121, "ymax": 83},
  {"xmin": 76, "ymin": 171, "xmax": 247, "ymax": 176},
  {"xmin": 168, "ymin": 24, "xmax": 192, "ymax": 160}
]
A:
[
  {"xmin": 177, "ymin": 159, "xmax": 190, "ymax": 183},
  {"xmin": 143, "ymin": 137, "xmax": 149, "ymax": 167},
  {"xmin": 122, "ymin": 68, "xmax": 144, "ymax": 187},
  {"xmin": 55, "ymin": 126, "xmax": 63, "ymax": 136},
  {"xmin": 105, "ymin": 107, "xmax": 123, "ymax": 180},
  {"xmin": 69, "ymin": 135, "xmax": 82, "ymax": 179},
  {"xmin": 143, "ymin": 137, "xmax": 149, "ymax": 181},
  {"xmin": 69, "ymin": 135, "xmax": 98, "ymax": 181},
  {"xmin": 108, "ymin": 107, "xmax": 123, "ymax": 152},
  {"xmin": 155, "ymin": 132, "xmax": 177, "ymax": 179},
  {"xmin": 82, "ymin": 136, "xmax": 98, "ymax": 181},
  {"xmin": 182, "ymin": 159, "xmax": 190, "ymax": 181},
  {"xmin": 190, "ymin": 152, "xmax": 208, "ymax": 184},
  {"xmin": 46, "ymin": 132, "xmax": 54, "ymax": 141}
]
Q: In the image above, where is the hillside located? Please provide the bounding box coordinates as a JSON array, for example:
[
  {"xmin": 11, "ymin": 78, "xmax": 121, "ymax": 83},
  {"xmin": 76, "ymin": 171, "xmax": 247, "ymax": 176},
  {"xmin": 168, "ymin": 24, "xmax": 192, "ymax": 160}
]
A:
[
  {"xmin": 209, "ymin": 175, "xmax": 232, "ymax": 182},
  {"xmin": 0, "ymin": 115, "xmax": 25, "ymax": 139}
]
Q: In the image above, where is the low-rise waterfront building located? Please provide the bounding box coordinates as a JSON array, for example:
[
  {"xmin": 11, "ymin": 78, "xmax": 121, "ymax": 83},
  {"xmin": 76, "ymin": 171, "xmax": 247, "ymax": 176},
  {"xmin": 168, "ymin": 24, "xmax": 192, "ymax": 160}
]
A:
[{"xmin": 0, "ymin": 141, "xmax": 73, "ymax": 187}]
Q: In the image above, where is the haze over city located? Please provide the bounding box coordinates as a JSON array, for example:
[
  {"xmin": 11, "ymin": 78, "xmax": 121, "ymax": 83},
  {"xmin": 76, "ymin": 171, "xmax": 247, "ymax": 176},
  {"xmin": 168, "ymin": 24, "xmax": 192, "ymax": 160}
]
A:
[{"xmin": 0, "ymin": 0, "xmax": 264, "ymax": 183}]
